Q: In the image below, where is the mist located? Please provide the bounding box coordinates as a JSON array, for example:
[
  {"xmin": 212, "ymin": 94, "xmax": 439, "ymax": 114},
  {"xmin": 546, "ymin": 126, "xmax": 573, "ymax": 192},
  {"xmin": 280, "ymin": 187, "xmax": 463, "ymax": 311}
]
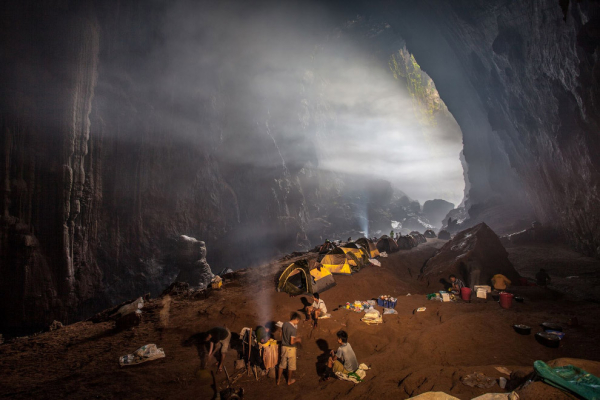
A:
[{"xmin": 115, "ymin": 0, "xmax": 465, "ymax": 207}]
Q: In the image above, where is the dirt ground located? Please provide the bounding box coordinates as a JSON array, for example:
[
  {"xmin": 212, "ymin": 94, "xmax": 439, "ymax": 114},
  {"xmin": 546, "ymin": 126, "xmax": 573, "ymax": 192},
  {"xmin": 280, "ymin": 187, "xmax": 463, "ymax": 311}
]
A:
[{"xmin": 1, "ymin": 239, "xmax": 600, "ymax": 399}]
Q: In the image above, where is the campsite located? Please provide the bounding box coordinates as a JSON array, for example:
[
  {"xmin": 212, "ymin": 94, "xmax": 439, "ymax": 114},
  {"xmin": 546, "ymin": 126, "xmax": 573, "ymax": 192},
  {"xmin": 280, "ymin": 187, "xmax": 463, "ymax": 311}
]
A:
[{"xmin": 1, "ymin": 232, "xmax": 599, "ymax": 400}]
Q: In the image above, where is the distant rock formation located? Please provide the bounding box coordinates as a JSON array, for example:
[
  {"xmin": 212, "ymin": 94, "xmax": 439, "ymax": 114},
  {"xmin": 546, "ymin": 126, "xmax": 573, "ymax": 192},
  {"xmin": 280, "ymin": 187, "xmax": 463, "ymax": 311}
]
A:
[
  {"xmin": 422, "ymin": 199, "xmax": 455, "ymax": 228},
  {"xmin": 174, "ymin": 236, "xmax": 214, "ymax": 289},
  {"xmin": 438, "ymin": 230, "xmax": 451, "ymax": 240}
]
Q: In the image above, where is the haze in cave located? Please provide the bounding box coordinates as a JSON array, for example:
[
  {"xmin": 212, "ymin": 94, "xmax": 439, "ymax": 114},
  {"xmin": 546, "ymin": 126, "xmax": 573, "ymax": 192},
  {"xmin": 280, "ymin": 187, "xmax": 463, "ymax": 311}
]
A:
[{"xmin": 1, "ymin": 0, "xmax": 600, "ymax": 399}]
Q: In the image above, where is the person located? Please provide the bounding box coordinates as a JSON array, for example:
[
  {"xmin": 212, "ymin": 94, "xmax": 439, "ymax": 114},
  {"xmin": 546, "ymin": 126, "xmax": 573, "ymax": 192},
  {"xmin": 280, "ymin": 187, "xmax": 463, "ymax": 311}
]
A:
[
  {"xmin": 448, "ymin": 274, "xmax": 465, "ymax": 295},
  {"xmin": 204, "ymin": 326, "xmax": 231, "ymax": 373},
  {"xmin": 390, "ymin": 230, "xmax": 394, "ymax": 238},
  {"xmin": 305, "ymin": 293, "xmax": 327, "ymax": 327},
  {"xmin": 328, "ymin": 330, "xmax": 359, "ymax": 375},
  {"xmin": 277, "ymin": 312, "xmax": 302, "ymax": 386},
  {"xmin": 347, "ymin": 237, "xmax": 352, "ymax": 242},
  {"xmin": 256, "ymin": 324, "xmax": 271, "ymax": 345},
  {"xmin": 491, "ymin": 274, "xmax": 511, "ymax": 291},
  {"xmin": 536, "ymin": 268, "xmax": 551, "ymax": 286}
]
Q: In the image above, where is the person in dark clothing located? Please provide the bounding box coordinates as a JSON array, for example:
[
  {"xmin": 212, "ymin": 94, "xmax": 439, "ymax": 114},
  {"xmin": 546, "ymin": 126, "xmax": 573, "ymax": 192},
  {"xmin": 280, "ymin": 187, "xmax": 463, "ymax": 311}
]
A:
[
  {"xmin": 203, "ymin": 326, "xmax": 231, "ymax": 373},
  {"xmin": 536, "ymin": 268, "xmax": 551, "ymax": 286},
  {"xmin": 256, "ymin": 325, "xmax": 271, "ymax": 345}
]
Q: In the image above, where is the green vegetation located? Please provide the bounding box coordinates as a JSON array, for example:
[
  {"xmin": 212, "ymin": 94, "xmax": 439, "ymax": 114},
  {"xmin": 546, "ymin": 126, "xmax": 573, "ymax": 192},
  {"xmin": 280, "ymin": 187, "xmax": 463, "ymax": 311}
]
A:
[{"xmin": 388, "ymin": 48, "xmax": 448, "ymax": 127}]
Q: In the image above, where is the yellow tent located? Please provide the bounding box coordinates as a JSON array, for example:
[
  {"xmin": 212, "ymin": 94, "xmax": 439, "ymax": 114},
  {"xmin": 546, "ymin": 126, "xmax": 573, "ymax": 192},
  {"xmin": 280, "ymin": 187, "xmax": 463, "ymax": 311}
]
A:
[
  {"xmin": 321, "ymin": 247, "xmax": 368, "ymax": 274},
  {"xmin": 339, "ymin": 243, "xmax": 370, "ymax": 266},
  {"xmin": 320, "ymin": 248, "xmax": 354, "ymax": 275},
  {"xmin": 277, "ymin": 259, "xmax": 336, "ymax": 295},
  {"xmin": 355, "ymin": 238, "xmax": 380, "ymax": 258}
]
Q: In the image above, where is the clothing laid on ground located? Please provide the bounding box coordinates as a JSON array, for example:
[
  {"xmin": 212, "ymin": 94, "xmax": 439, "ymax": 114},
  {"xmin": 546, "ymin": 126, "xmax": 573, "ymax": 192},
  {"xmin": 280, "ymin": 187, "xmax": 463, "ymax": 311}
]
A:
[
  {"xmin": 335, "ymin": 342, "xmax": 359, "ymax": 373},
  {"xmin": 312, "ymin": 299, "xmax": 327, "ymax": 314},
  {"xmin": 279, "ymin": 346, "xmax": 296, "ymax": 370},
  {"xmin": 281, "ymin": 321, "xmax": 297, "ymax": 347},
  {"xmin": 209, "ymin": 327, "xmax": 231, "ymax": 353},
  {"xmin": 491, "ymin": 274, "xmax": 511, "ymax": 290}
]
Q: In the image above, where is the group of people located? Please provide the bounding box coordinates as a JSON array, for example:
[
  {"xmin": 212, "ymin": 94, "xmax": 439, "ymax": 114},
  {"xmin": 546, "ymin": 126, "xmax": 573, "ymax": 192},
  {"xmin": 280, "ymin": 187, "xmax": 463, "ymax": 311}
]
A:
[
  {"xmin": 201, "ymin": 292, "xmax": 358, "ymax": 387},
  {"xmin": 447, "ymin": 268, "xmax": 552, "ymax": 296}
]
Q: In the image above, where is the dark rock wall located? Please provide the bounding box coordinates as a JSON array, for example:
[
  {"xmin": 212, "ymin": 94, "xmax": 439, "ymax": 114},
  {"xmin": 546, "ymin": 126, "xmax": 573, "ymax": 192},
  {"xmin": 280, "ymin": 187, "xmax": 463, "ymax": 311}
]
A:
[
  {"xmin": 0, "ymin": 0, "xmax": 316, "ymax": 328},
  {"xmin": 1, "ymin": 2, "xmax": 103, "ymax": 327},
  {"xmin": 381, "ymin": 0, "xmax": 600, "ymax": 254}
]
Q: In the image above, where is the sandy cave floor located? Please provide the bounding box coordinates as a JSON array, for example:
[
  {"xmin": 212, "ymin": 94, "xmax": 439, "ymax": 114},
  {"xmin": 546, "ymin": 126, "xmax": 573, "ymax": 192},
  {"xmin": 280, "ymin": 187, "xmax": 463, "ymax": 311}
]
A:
[{"xmin": 1, "ymin": 239, "xmax": 600, "ymax": 400}]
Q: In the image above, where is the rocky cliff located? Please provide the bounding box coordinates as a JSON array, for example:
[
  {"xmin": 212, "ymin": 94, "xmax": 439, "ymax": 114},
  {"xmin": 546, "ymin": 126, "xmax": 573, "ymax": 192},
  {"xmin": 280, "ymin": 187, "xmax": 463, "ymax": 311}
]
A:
[{"xmin": 380, "ymin": 0, "xmax": 600, "ymax": 254}]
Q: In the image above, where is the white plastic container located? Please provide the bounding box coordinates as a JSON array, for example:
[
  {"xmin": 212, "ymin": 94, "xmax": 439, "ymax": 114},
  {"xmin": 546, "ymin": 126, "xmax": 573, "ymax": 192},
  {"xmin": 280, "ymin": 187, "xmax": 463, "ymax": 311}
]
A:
[{"xmin": 474, "ymin": 285, "xmax": 492, "ymax": 293}]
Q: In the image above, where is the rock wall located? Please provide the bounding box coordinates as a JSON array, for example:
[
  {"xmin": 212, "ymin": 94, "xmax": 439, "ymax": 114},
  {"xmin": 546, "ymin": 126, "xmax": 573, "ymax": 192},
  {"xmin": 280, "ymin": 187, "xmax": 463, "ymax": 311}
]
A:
[
  {"xmin": 379, "ymin": 0, "xmax": 600, "ymax": 255},
  {"xmin": 0, "ymin": 0, "xmax": 316, "ymax": 329}
]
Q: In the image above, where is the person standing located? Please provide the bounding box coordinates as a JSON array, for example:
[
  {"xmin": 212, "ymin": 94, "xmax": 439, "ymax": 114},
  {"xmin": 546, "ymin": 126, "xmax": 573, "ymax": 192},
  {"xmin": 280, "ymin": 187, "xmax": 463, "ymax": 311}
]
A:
[
  {"xmin": 536, "ymin": 268, "xmax": 551, "ymax": 286},
  {"xmin": 277, "ymin": 312, "xmax": 302, "ymax": 386}
]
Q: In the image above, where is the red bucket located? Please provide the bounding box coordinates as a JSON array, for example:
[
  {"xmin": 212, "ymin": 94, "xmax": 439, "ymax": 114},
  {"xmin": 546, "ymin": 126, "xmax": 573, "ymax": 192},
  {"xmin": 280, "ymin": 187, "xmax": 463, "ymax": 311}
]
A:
[
  {"xmin": 500, "ymin": 292, "xmax": 514, "ymax": 309},
  {"xmin": 518, "ymin": 277, "xmax": 528, "ymax": 286},
  {"xmin": 460, "ymin": 287, "xmax": 472, "ymax": 301}
]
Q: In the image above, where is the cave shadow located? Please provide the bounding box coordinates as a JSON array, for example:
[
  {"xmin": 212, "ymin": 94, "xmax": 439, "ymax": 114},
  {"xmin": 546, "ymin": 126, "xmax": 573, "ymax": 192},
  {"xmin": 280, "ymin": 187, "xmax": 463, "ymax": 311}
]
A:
[
  {"xmin": 183, "ymin": 332, "xmax": 210, "ymax": 367},
  {"xmin": 314, "ymin": 338, "xmax": 332, "ymax": 379},
  {"xmin": 182, "ymin": 331, "xmax": 243, "ymax": 368},
  {"xmin": 299, "ymin": 296, "xmax": 312, "ymax": 317},
  {"xmin": 68, "ymin": 324, "xmax": 122, "ymax": 348},
  {"xmin": 439, "ymin": 278, "xmax": 450, "ymax": 290}
]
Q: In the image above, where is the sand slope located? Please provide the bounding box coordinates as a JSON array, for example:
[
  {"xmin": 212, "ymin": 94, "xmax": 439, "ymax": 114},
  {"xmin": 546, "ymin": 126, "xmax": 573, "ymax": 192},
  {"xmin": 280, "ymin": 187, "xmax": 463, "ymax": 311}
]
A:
[{"xmin": 1, "ymin": 239, "xmax": 599, "ymax": 400}]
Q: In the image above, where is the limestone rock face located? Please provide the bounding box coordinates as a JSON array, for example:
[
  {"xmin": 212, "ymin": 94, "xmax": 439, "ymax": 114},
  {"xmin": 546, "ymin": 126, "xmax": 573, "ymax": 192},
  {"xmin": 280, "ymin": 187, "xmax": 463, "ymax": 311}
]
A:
[
  {"xmin": 422, "ymin": 200, "xmax": 455, "ymax": 229},
  {"xmin": 385, "ymin": 0, "xmax": 600, "ymax": 255},
  {"xmin": 174, "ymin": 236, "xmax": 214, "ymax": 289}
]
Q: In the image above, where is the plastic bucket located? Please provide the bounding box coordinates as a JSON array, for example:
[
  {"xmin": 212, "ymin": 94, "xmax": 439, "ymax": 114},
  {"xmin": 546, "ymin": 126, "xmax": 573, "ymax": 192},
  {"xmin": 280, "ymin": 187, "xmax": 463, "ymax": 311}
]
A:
[
  {"xmin": 499, "ymin": 292, "xmax": 514, "ymax": 309},
  {"xmin": 460, "ymin": 287, "xmax": 472, "ymax": 301}
]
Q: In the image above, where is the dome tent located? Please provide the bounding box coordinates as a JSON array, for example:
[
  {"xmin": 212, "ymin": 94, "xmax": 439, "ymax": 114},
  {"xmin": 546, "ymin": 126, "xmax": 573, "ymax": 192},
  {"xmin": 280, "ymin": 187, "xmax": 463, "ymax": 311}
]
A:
[{"xmin": 277, "ymin": 259, "xmax": 336, "ymax": 296}]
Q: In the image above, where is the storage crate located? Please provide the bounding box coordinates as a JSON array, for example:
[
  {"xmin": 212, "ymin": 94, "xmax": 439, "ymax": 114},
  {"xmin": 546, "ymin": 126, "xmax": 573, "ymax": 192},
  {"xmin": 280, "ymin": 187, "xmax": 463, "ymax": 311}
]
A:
[{"xmin": 378, "ymin": 299, "xmax": 397, "ymax": 308}]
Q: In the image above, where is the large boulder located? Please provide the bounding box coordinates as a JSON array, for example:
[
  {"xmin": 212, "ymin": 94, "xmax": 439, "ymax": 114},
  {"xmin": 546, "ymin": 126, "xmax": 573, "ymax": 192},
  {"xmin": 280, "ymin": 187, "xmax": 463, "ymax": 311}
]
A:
[
  {"xmin": 174, "ymin": 235, "xmax": 214, "ymax": 289},
  {"xmin": 419, "ymin": 223, "xmax": 519, "ymax": 289}
]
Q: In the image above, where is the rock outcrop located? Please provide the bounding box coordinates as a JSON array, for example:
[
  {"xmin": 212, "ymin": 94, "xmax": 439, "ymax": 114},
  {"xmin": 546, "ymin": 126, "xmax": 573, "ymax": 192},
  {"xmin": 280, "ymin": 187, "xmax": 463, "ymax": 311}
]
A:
[
  {"xmin": 420, "ymin": 223, "xmax": 520, "ymax": 289},
  {"xmin": 174, "ymin": 236, "xmax": 213, "ymax": 289},
  {"xmin": 422, "ymin": 200, "xmax": 455, "ymax": 229}
]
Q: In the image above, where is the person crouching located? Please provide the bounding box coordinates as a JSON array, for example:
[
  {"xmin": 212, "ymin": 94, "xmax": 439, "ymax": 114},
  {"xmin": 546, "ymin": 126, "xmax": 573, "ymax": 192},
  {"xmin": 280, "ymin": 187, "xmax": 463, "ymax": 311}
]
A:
[{"xmin": 305, "ymin": 293, "xmax": 327, "ymax": 327}]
